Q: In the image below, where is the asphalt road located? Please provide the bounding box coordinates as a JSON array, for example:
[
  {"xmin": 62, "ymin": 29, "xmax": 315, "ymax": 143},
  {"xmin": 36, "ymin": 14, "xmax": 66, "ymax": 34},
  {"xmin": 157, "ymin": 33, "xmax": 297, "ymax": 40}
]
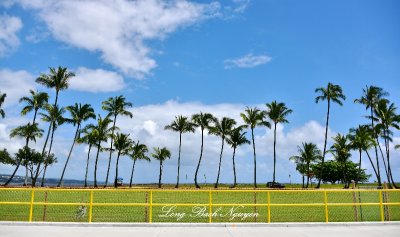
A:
[{"xmin": 1, "ymin": 222, "xmax": 399, "ymax": 237}]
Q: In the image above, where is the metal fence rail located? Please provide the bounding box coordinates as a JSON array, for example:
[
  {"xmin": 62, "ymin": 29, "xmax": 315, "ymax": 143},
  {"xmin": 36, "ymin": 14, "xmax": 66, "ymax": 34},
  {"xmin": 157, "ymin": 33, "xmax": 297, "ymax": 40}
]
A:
[{"xmin": 0, "ymin": 188, "xmax": 399, "ymax": 223}]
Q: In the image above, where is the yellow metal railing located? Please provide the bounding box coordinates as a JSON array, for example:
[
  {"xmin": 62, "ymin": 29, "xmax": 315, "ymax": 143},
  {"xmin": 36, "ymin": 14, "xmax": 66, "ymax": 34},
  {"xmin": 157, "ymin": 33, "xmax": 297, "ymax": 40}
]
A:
[{"xmin": 0, "ymin": 188, "xmax": 399, "ymax": 223}]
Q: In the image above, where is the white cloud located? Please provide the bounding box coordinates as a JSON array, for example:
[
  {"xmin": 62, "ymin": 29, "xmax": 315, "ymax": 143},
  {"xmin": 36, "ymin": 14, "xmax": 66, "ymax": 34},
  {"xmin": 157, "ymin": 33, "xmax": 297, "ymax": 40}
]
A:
[
  {"xmin": 0, "ymin": 69, "xmax": 36, "ymax": 106},
  {"xmin": 12, "ymin": 0, "xmax": 220, "ymax": 78},
  {"xmin": 224, "ymin": 53, "xmax": 272, "ymax": 69},
  {"xmin": 70, "ymin": 67, "xmax": 126, "ymax": 93},
  {"xmin": 0, "ymin": 14, "xmax": 22, "ymax": 56},
  {"xmin": 232, "ymin": 0, "xmax": 251, "ymax": 13}
]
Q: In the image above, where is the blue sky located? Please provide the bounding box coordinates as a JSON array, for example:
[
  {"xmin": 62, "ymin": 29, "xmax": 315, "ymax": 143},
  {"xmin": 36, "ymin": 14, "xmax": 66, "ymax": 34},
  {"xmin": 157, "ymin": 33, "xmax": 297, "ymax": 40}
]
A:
[{"xmin": 0, "ymin": 0, "xmax": 399, "ymax": 185}]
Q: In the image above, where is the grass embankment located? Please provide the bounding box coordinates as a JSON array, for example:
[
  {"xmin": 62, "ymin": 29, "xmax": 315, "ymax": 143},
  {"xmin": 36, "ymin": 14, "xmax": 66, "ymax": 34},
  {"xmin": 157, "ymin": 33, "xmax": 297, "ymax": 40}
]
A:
[{"xmin": 0, "ymin": 186, "xmax": 399, "ymax": 223}]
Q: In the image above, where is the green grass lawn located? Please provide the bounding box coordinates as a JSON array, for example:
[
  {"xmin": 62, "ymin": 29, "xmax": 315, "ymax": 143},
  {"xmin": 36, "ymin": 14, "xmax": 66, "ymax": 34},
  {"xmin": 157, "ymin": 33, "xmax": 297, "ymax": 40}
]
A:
[{"xmin": 0, "ymin": 187, "xmax": 399, "ymax": 223}]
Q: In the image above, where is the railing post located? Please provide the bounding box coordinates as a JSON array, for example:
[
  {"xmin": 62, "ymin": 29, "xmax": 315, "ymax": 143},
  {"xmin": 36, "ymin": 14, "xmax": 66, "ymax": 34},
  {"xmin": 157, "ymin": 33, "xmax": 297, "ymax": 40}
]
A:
[
  {"xmin": 89, "ymin": 190, "xmax": 94, "ymax": 223},
  {"xmin": 149, "ymin": 190, "xmax": 153, "ymax": 223},
  {"xmin": 324, "ymin": 191, "xmax": 329, "ymax": 223},
  {"xmin": 29, "ymin": 189, "xmax": 35, "ymax": 222},
  {"xmin": 267, "ymin": 191, "xmax": 271, "ymax": 223},
  {"xmin": 379, "ymin": 190, "xmax": 384, "ymax": 222},
  {"xmin": 209, "ymin": 190, "xmax": 212, "ymax": 223}
]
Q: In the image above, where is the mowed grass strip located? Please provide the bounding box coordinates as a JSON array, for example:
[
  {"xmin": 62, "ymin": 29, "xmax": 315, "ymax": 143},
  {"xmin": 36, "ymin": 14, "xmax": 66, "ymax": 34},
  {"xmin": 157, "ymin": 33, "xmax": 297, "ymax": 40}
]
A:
[{"xmin": 0, "ymin": 189, "xmax": 399, "ymax": 222}]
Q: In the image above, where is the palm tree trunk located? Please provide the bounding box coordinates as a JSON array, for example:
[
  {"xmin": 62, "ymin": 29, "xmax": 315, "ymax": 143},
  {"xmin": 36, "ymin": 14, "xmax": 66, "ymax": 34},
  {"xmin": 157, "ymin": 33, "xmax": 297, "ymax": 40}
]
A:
[
  {"xmin": 194, "ymin": 128, "xmax": 204, "ymax": 188},
  {"xmin": 94, "ymin": 142, "xmax": 101, "ymax": 188},
  {"xmin": 32, "ymin": 123, "xmax": 52, "ymax": 186},
  {"xmin": 105, "ymin": 116, "xmax": 117, "ymax": 187},
  {"xmin": 158, "ymin": 160, "xmax": 163, "ymax": 188},
  {"xmin": 370, "ymin": 106, "xmax": 382, "ymax": 186},
  {"xmin": 377, "ymin": 136, "xmax": 391, "ymax": 186},
  {"xmin": 251, "ymin": 128, "xmax": 257, "ymax": 188},
  {"xmin": 114, "ymin": 151, "xmax": 121, "ymax": 188},
  {"xmin": 84, "ymin": 145, "xmax": 92, "ymax": 187},
  {"xmin": 232, "ymin": 147, "xmax": 237, "ymax": 188},
  {"xmin": 356, "ymin": 149, "xmax": 362, "ymax": 186},
  {"xmin": 306, "ymin": 163, "xmax": 310, "ymax": 188},
  {"xmin": 129, "ymin": 159, "xmax": 137, "ymax": 188},
  {"xmin": 41, "ymin": 124, "xmax": 56, "ymax": 187},
  {"xmin": 365, "ymin": 150, "xmax": 379, "ymax": 180},
  {"xmin": 302, "ymin": 175, "xmax": 305, "ymax": 188},
  {"xmin": 384, "ymin": 128, "xmax": 398, "ymax": 189},
  {"xmin": 317, "ymin": 99, "xmax": 330, "ymax": 188},
  {"xmin": 272, "ymin": 122, "xmax": 277, "ymax": 184},
  {"xmin": 214, "ymin": 137, "xmax": 224, "ymax": 189},
  {"xmin": 58, "ymin": 125, "xmax": 80, "ymax": 187},
  {"xmin": 342, "ymin": 162, "xmax": 348, "ymax": 188},
  {"xmin": 175, "ymin": 133, "xmax": 182, "ymax": 188}
]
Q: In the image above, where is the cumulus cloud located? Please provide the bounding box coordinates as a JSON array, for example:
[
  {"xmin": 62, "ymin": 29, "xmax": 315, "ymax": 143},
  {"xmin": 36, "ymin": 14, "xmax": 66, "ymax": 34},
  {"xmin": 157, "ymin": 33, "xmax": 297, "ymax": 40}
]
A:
[
  {"xmin": 0, "ymin": 14, "xmax": 22, "ymax": 56},
  {"xmin": 10, "ymin": 0, "xmax": 220, "ymax": 78},
  {"xmin": 0, "ymin": 69, "xmax": 36, "ymax": 106},
  {"xmin": 70, "ymin": 67, "xmax": 126, "ymax": 93},
  {"xmin": 224, "ymin": 53, "xmax": 272, "ymax": 69}
]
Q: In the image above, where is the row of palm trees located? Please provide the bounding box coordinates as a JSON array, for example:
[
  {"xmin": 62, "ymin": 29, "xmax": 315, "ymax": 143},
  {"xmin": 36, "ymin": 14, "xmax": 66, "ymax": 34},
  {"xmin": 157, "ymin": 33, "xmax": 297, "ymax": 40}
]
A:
[{"xmin": 0, "ymin": 67, "xmax": 399, "ymax": 188}]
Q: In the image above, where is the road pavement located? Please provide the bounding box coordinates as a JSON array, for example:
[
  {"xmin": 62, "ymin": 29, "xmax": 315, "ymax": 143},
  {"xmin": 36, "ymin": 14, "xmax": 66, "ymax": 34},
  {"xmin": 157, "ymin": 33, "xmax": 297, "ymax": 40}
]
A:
[{"xmin": 1, "ymin": 222, "xmax": 399, "ymax": 237}]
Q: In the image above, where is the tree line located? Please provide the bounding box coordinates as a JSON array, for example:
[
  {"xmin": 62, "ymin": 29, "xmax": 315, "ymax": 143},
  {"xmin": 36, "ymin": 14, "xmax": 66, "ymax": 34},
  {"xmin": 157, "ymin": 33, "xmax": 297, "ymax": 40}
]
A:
[{"xmin": 0, "ymin": 67, "xmax": 399, "ymax": 189}]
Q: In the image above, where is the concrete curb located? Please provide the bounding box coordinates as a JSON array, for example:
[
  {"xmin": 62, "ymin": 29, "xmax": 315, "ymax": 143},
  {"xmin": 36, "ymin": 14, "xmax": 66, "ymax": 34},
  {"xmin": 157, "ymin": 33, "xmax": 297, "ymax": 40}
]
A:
[{"xmin": 1, "ymin": 221, "xmax": 399, "ymax": 227}]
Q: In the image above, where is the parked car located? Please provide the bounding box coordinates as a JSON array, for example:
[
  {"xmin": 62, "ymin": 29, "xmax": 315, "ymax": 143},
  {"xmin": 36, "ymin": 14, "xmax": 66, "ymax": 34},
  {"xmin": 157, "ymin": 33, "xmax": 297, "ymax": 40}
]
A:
[
  {"xmin": 267, "ymin": 182, "xmax": 285, "ymax": 188},
  {"xmin": 116, "ymin": 177, "xmax": 123, "ymax": 186}
]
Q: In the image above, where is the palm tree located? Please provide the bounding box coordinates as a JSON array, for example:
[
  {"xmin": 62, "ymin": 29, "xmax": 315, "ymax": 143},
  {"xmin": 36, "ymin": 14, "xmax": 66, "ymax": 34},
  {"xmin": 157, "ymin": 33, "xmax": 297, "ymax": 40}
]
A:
[
  {"xmin": 191, "ymin": 112, "xmax": 215, "ymax": 188},
  {"xmin": 226, "ymin": 125, "xmax": 250, "ymax": 188},
  {"xmin": 330, "ymin": 134, "xmax": 352, "ymax": 188},
  {"xmin": 35, "ymin": 66, "xmax": 75, "ymax": 107},
  {"xmin": 57, "ymin": 103, "xmax": 95, "ymax": 187},
  {"xmin": 209, "ymin": 117, "xmax": 236, "ymax": 188},
  {"xmin": 85, "ymin": 115, "xmax": 114, "ymax": 187},
  {"xmin": 290, "ymin": 142, "xmax": 322, "ymax": 188},
  {"xmin": 348, "ymin": 125, "xmax": 376, "ymax": 186},
  {"xmin": 0, "ymin": 92, "xmax": 6, "ymax": 118},
  {"xmin": 374, "ymin": 100, "xmax": 400, "ymax": 188},
  {"xmin": 102, "ymin": 95, "xmax": 133, "ymax": 187},
  {"xmin": 19, "ymin": 90, "xmax": 49, "ymax": 124},
  {"xmin": 240, "ymin": 107, "xmax": 270, "ymax": 188},
  {"xmin": 355, "ymin": 86, "xmax": 388, "ymax": 186},
  {"xmin": 265, "ymin": 101, "xmax": 293, "ymax": 184},
  {"xmin": 164, "ymin": 115, "xmax": 195, "ymax": 188},
  {"xmin": 19, "ymin": 90, "xmax": 49, "ymax": 185},
  {"xmin": 111, "ymin": 133, "xmax": 133, "ymax": 188},
  {"xmin": 152, "ymin": 147, "xmax": 171, "ymax": 188},
  {"xmin": 128, "ymin": 141, "xmax": 150, "ymax": 187},
  {"xmin": 315, "ymin": 83, "xmax": 346, "ymax": 188},
  {"xmin": 77, "ymin": 126, "xmax": 97, "ymax": 187},
  {"xmin": 39, "ymin": 104, "xmax": 65, "ymax": 186},
  {"xmin": 4, "ymin": 123, "xmax": 43, "ymax": 185}
]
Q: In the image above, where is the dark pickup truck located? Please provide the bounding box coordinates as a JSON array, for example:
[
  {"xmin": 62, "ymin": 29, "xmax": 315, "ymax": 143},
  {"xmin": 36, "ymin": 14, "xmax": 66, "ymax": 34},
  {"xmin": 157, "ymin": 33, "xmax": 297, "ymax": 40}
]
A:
[{"xmin": 267, "ymin": 182, "xmax": 285, "ymax": 188}]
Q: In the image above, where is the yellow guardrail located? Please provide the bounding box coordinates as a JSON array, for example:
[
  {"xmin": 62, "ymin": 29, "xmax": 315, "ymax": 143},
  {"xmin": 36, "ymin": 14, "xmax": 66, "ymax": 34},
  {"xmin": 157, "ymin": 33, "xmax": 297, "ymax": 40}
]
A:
[{"xmin": 0, "ymin": 188, "xmax": 399, "ymax": 223}]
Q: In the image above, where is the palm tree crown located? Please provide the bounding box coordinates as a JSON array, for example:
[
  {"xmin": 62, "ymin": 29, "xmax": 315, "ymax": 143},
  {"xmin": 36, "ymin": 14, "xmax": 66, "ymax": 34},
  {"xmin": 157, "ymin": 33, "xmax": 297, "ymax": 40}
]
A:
[
  {"xmin": 0, "ymin": 92, "xmax": 6, "ymax": 118},
  {"xmin": 19, "ymin": 90, "xmax": 49, "ymax": 119},
  {"xmin": 290, "ymin": 142, "xmax": 321, "ymax": 188},
  {"xmin": 152, "ymin": 147, "xmax": 171, "ymax": 188},
  {"xmin": 64, "ymin": 103, "xmax": 96, "ymax": 127},
  {"xmin": 10, "ymin": 122, "xmax": 44, "ymax": 144}
]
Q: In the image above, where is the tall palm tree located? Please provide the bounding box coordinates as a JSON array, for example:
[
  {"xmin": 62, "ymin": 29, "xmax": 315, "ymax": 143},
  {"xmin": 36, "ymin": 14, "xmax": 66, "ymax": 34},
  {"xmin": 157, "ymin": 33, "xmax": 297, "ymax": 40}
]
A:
[
  {"xmin": 4, "ymin": 123, "xmax": 43, "ymax": 186},
  {"xmin": 0, "ymin": 92, "xmax": 6, "ymax": 118},
  {"xmin": 35, "ymin": 66, "xmax": 75, "ymax": 107},
  {"xmin": 102, "ymin": 95, "xmax": 133, "ymax": 187},
  {"xmin": 58, "ymin": 103, "xmax": 95, "ymax": 187},
  {"xmin": 374, "ymin": 100, "xmax": 400, "ymax": 188},
  {"xmin": 111, "ymin": 133, "xmax": 133, "ymax": 188},
  {"xmin": 349, "ymin": 125, "xmax": 376, "ymax": 186},
  {"xmin": 240, "ymin": 107, "xmax": 270, "ymax": 188},
  {"xmin": 289, "ymin": 142, "xmax": 322, "ymax": 188},
  {"xmin": 315, "ymin": 83, "xmax": 346, "ymax": 188},
  {"xmin": 226, "ymin": 125, "xmax": 250, "ymax": 188},
  {"xmin": 152, "ymin": 147, "xmax": 171, "ymax": 188},
  {"xmin": 265, "ymin": 101, "xmax": 293, "ymax": 184},
  {"xmin": 128, "ymin": 141, "xmax": 150, "ymax": 188},
  {"xmin": 164, "ymin": 115, "xmax": 195, "ymax": 188},
  {"xmin": 85, "ymin": 115, "xmax": 114, "ymax": 187},
  {"xmin": 77, "ymin": 126, "xmax": 97, "ymax": 187},
  {"xmin": 355, "ymin": 86, "xmax": 388, "ymax": 186},
  {"xmin": 209, "ymin": 117, "xmax": 236, "ymax": 188},
  {"xmin": 19, "ymin": 90, "xmax": 49, "ymax": 185},
  {"xmin": 39, "ymin": 104, "xmax": 65, "ymax": 186},
  {"xmin": 191, "ymin": 112, "xmax": 215, "ymax": 188},
  {"xmin": 330, "ymin": 134, "xmax": 352, "ymax": 188}
]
